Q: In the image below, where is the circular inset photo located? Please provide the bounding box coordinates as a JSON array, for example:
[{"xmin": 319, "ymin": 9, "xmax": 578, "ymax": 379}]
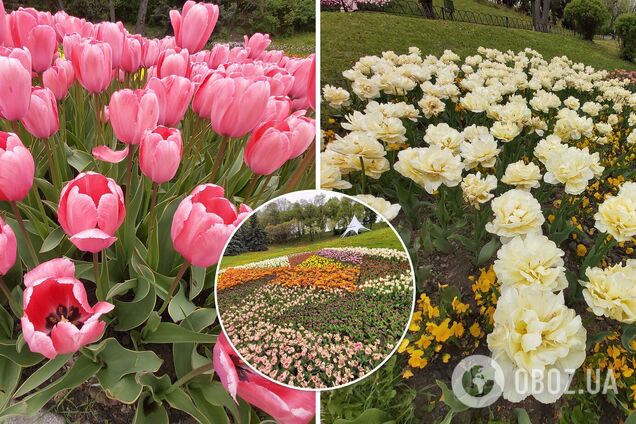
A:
[{"xmin": 214, "ymin": 190, "xmax": 415, "ymax": 390}]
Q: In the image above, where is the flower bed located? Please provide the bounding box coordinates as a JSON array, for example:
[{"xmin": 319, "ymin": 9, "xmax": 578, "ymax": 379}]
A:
[{"xmin": 217, "ymin": 247, "xmax": 414, "ymax": 388}]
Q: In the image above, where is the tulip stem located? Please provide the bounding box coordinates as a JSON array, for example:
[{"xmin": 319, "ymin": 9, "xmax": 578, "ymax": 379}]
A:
[
  {"xmin": 9, "ymin": 202, "xmax": 38, "ymax": 267},
  {"xmin": 0, "ymin": 276, "xmax": 21, "ymax": 315},
  {"xmin": 125, "ymin": 147, "xmax": 134, "ymax": 207},
  {"xmin": 157, "ymin": 261, "xmax": 190, "ymax": 315},
  {"xmin": 282, "ymin": 142, "xmax": 315, "ymax": 194},
  {"xmin": 147, "ymin": 183, "xmax": 159, "ymax": 244},
  {"xmin": 43, "ymin": 137, "xmax": 61, "ymax": 189},
  {"xmin": 209, "ymin": 136, "xmax": 229, "ymax": 183},
  {"xmin": 245, "ymin": 174, "xmax": 260, "ymax": 200},
  {"xmin": 93, "ymin": 252, "xmax": 104, "ymax": 300},
  {"xmin": 252, "ymin": 175, "xmax": 272, "ymax": 206},
  {"xmin": 169, "ymin": 362, "xmax": 215, "ymax": 392}
]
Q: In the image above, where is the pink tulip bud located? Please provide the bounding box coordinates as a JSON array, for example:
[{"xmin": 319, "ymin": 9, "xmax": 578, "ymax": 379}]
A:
[
  {"xmin": 286, "ymin": 112, "xmax": 315, "ymax": 159},
  {"xmin": 147, "ymin": 76, "xmax": 194, "ymax": 126},
  {"xmin": 0, "ymin": 132, "xmax": 35, "ymax": 202},
  {"xmin": 108, "ymin": 89, "xmax": 159, "ymax": 145},
  {"xmin": 0, "ymin": 217, "xmax": 17, "ymax": 276},
  {"xmin": 21, "ymin": 258, "xmax": 114, "ymax": 359},
  {"xmin": 43, "ymin": 58, "xmax": 75, "ymax": 100},
  {"xmin": 244, "ymin": 33, "xmax": 271, "ymax": 59},
  {"xmin": 58, "ymin": 172, "xmax": 125, "ymax": 253},
  {"xmin": 171, "ymin": 184, "xmax": 251, "ymax": 267},
  {"xmin": 96, "ymin": 21, "xmax": 125, "ymax": 68},
  {"xmin": 140, "ymin": 126, "xmax": 183, "ymax": 184},
  {"xmin": 21, "ymin": 87, "xmax": 59, "ymax": 139},
  {"xmin": 26, "ymin": 25, "xmax": 56, "ymax": 73},
  {"xmin": 205, "ymin": 43, "xmax": 230, "ymax": 69},
  {"xmin": 170, "ymin": 1, "xmax": 219, "ymax": 54},
  {"xmin": 260, "ymin": 96, "xmax": 292, "ymax": 123},
  {"xmin": 286, "ymin": 55, "xmax": 314, "ymax": 99},
  {"xmin": 141, "ymin": 38, "xmax": 160, "ymax": 67},
  {"xmin": 244, "ymin": 120, "xmax": 292, "ymax": 175},
  {"xmin": 54, "ymin": 11, "xmax": 94, "ymax": 41},
  {"xmin": 0, "ymin": 56, "xmax": 32, "ymax": 121},
  {"xmin": 7, "ymin": 8, "xmax": 37, "ymax": 48},
  {"xmin": 267, "ymin": 70, "xmax": 295, "ymax": 97},
  {"xmin": 208, "ymin": 75, "xmax": 270, "ymax": 138},
  {"xmin": 156, "ymin": 47, "xmax": 190, "ymax": 78},
  {"xmin": 261, "ymin": 50, "xmax": 285, "ymax": 65},
  {"xmin": 192, "ymin": 71, "xmax": 223, "ymax": 119},
  {"xmin": 62, "ymin": 33, "xmax": 81, "ymax": 61},
  {"xmin": 213, "ymin": 333, "xmax": 316, "ymax": 424},
  {"xmin": 121, "ymin": 35, "xmax": 142, "ymax": 74},
  {"xmin": 72, "ymin": 39, "xmax": 113, "ymax": 93}
]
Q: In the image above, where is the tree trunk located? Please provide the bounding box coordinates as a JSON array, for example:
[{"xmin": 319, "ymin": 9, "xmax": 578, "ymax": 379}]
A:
[
  {"xmin": 533, "ymin": 0, "xmax": 551, "ymax": 32},
  {"xmin": 109, "ymin": 0, "xmax": 115, "ymax": 22},
  {"xmin": 58, "ymin": 0, "xmax": 65, "ymax": 10},
  {"xmin": 135, "ymin": 0, "xmax": 149, "ymax": 35}
]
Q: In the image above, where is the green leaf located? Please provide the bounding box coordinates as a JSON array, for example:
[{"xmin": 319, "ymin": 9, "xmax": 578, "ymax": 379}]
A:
[
  {"xmin": 626, "ymin": 410, "xmax": 636, "ymax": 424},
  {"xmin": 190, "ymin": 266, "xmax": 208, "ymax": 300},
  {"xmin": 0, "ymin": 340, "xmax": 44, "ymax": 367},
  {"xmin": 436, "ymin": 380, "xmax": 470, "ymax": 413},
  {"xmin": 14, "ymin": 354, "xmax": 72, "ymax": 397},
  {"xmin": 173, "ymin": 309, "xmax": 217, "ymax": 379},
  {"xmin": 192, "ymin": 382, "xmax": 238, "ymax": 423},
  {"xmin": 0, "ymin": 356, "xmax": 21, "ymax": 410},
  {"xmin": 622, "ymin": 324, "xmax": 636, "ymax": 352},
  {"xmin": 114, "ymin": 279, "xmax": 156, "ymax": 331},
  {"xmin": 66, "ymin": 149, "xmax": 93, "ymax": 172},
  {"xmin": 133, "ymin": 393, "xmax": 169, "ymax": 424},
  {"xmin": 165, "ymin": 387, "xmax": 213, "ymax": 424},
  {"xmin": 476, "ymin": 238, "xmax": 500, "ymax": 266},
  {"xmin": 39, "ymin": 227, "xmax": 66, "ymax": 253},
  {"xmin": 168, "ymin": 282, "xmax": 196, "ymax": 322},
  {"xmin": 514, "ymin": 408, "xmax": 532, "ymax": 424},
  {"xmin": 107, "ymin": 279, "xmax": 138, "ymax": 300},
  {"xmin": 142, "ymin": 323, "xmax": 217, "ymax": 344},
  {"xmin": 333, "ymin": 408, "xmax": 393, "ymax": 424}
]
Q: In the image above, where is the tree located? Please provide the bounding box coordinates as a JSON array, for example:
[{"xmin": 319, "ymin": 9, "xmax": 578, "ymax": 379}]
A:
[
  {"xmin": 363, "ymin": 208, "xmax": 377, "ymax": 229},
  {"xmin": 244, "ymin": 215, "xmax": 268, "ymax": 252},
  {"xmin": 225, "ymin": 226, "xmax": 248, "ymax": 256},
  {"xmin": 533, "ymin": 0, "xmax": 552, "ymax": 32},
  {"xmin": 135, "ymin": 0, "xmax": 149, "ymax": 34},
  {"xmin": 615, "ymin": 12, "xmax": 636, "ymax": 60},
  {"xmin": 564, "ymin": 0, "xmax": 611, "ymax": 39}
]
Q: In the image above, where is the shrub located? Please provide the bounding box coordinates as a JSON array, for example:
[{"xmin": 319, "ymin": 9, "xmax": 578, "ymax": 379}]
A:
[
  {"xmin": 564, "ymin": 0, "xmax": 611, "ymax": 40},
  {"xmin": 616, "ymin": 13, "xmax": 636, "ymax": 61}
]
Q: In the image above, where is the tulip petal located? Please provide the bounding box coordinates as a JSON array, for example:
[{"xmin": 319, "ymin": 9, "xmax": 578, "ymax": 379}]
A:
[
  {"xmin": 77, "ymin": 319, "xmax": 107, "ymax": 347},
  {"xmin": 92, "ymin": 145, "xmax": 130, "ymax": 163},
  {"xmin": 213, "ymin": 334, "xmax": 239, "ymax": 401},
  {"xmin": 50, "ymin": 321, "xmax": 82, "ymax": 354},
  {"xmin": 21, "ymin": 317, "xmax": 58, "ymax": 359},
  {"xmin": 70, "ymin": 228, "xmax": 117, "ymax": 253},
  {"xmin": 24, "ymin": 257, "xmax": 75, "ymax": 287}
]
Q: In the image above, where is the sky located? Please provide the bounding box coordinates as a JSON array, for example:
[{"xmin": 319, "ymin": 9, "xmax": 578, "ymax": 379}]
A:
[{"xmin": 277, "ymin": 189, "xmax": 343, "ymax": 203}]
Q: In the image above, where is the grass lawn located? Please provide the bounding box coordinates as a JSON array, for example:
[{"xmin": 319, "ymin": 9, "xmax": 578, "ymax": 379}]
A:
[
  {"xmin": 221, "ymin": 226, "xmax": 404, "ymax": 268},
  {"xmin": 389, "ymin": 0, "xmax": 529, "ymax": 19},
  {"xmin": 321, "ymin": 11, "xmax": 636, "ymax": 87},
  {"xmin": 270, "ymin": 32, "xmax": 316, "ymax": 57}
]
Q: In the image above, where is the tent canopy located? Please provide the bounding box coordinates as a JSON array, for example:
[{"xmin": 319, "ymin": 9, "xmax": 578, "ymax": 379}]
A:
[{"xmin": 341, "ymin": 215, "xmax": 369, "ymax": 237}]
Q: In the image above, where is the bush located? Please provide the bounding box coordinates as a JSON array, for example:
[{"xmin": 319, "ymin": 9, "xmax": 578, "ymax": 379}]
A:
[
  {"xmin": 616, "ymin": 13, "xmax": 636, "ymax": 61},
  {"xmin": 564, "ymin": 0, "xmax": 611, "ymax": 40}
]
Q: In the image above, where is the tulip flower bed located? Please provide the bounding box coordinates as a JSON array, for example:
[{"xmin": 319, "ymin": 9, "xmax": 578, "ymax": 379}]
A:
[
  {"xmin": 320, "ymin": 46, "xmax": 636, "ymax": 421},
  {"xmin": 0, "ymin": 1, "xmax": 317, "ymax": 423},
  {"xmin": 217, "ymin": 247, "xmax": 414, "ymax": 388}
]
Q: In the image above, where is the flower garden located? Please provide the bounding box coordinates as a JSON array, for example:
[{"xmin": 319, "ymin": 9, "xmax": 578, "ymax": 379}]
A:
[
  {"xmin": 0, "ymin": 1, "xmax": 317, "ymax": 422},
  {"xmin": 320, "ymin": 46, "xmax": 636, "ymax": 422},
  {"xmin": 217, "ymin": 247, "xmax": 414, "ymax": 389}
]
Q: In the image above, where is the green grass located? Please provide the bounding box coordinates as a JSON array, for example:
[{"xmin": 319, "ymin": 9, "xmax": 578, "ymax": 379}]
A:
[
  {"xmin": 391, "ymin": 0, "xmax": 529, "ymax": 19},
  {"xmin": 270, "ymin": 32, "xmax": 316, "ymax": 57},
  {"xmin": 321, "ymin": 11, "xmax": 636, "ymax": 87},
  {"xmin": 221, "ymin": 226, "xmax": 403, "ymax": 268}
]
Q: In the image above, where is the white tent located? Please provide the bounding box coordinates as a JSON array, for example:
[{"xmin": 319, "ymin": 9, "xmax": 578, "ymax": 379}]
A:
[{"xmin": 341, "ymin": 215, "xmax": 369, "ymax": 237}]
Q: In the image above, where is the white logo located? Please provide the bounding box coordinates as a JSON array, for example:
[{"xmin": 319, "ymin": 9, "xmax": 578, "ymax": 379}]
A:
[{"xmin": 451, "ymin": 355, "xmax": 504, "ymax": 408}]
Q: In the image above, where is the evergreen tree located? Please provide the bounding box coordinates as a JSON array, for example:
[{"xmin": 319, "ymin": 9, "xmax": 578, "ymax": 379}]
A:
[
  {"xmin": 225, "ymin": 225, "xmax": 248, "ymax": 256},
  {"xmin": 245, "ymin": 214, "xmax": 268, "ymax": 252}
]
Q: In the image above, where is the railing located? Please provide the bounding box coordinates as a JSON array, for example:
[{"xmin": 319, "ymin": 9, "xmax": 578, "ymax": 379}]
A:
[{"xmin": 321, "ymin": 0, "xmax": 578, "ymax": 37}]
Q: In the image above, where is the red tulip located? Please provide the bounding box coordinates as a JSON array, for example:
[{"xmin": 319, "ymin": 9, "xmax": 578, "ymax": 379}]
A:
[
  {"xmin": 0, "ymin": 132, "xmax": 34, "ymax": 202},
  {"xmin": 108, "ymin": 88, "xmax": 159, "ymax": 145},
  {"xmin": 43, "ymin": 58, "xmax": 75, "ymax": 100},
  {"xmin": 286, "ymin": 112, "xmax": 315, "ymax": 159},
  {"xmin": 121, "ymin": 35, "xmax": 142, "ymax": 74},
  {"xmin": 21, "ymin": 87, "xmax": 59, "ymax": 139},
  {"xmin": 244, "ymin": 120, "xmax": 291, "ymax": 175},
  {"xmin": 208, "ymin": 75, "xmax": 270, "ymax": 138},
  {"xmin": 170, "ymin": 1, "xmax": 219, "ymax": 54},
  {"xmin": 244, "ymin": 33, "xmax": 271, "ymax": 59},
  {"xmin": 25, "ymin": 25, "xmax": 56, "ymax": 73},
  {"xmin": 58, "ymin": 172, "xmax": 125, "ymax": 253},
  {"xmin": 147, "ymin": 76, "xmax": 194, "ymax": 126},
  {"xmin": 96, "ymin": 21, "xmax": 125, "ymax": 69},
  {"xmin": 21, "ymin": 258, "xmax": 114, "ymax": 359},
  {"xmin": 213, "ymin": 333, "xmax": 316, "ymax": 424},
  {"xmin": 0, "ymin": 217, "xmax": 16, "ymax": 276},
  {"xmin": 171, "ymin": 184, "xmax": 251, "ymax": 267},
  {"xmin": 0, "ymin": 56, "xmax": 32, "ymax": 121},
  {"xmin": 156, "ymin": 47, "xmax": 190, "ymax": 78},
  {"xmin": 140, "ymin": 126, "xmax": 182, "ymax": 184},
  {"xmin": 72, "ymin": 39, "xmax": 113, "ymax": 93}
]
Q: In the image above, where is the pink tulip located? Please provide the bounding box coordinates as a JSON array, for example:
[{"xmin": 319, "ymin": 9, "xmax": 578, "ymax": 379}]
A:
[
  {"xmin": 0, "ymin": 217, "xmax": 16, "ymax": 276},
  {"xmin": 7, "ymin": 8, "xmax": 37, "ymax": 48},
  {"xmin": 0, "ymin": 46, "xmax": 32, "ymax": 73},
  {"xmin": 0, "ymin": 132, "xmax": 34, "ymax": 202},
  {"xmin": 171, "ymin": 184, "xmax": 251, "ymax": 267},
  {"xmin": 25, "ymin": 25, "xmax": 56, "ymax": 73},
  {"xmin": 43, "ymin": 58, "xmax": 75, "ymax": 100},
  {"xmin": 58, "ymin": 172, "xmax": 125, "ymax": 253},
  {"xmin": 72, "ymin": 39, "xmax": 113, "ymax": 93},
  {"xmin": 261, "ymin": 96, "xmax": 292, "ymax": 123},
  {"xmin": 0, "ymin": 1, "xmax": 6, "ymax": 47},
  {"xmin": 147, "ymin": 76, "xmax": 194, "ymax": 126},
  {"xmin": 267, "ymin": 70, "xmax": 295, "ymax": 97},
  {"xmin": 261, "ymin": 50, "xmax": 285, "ymax": 65},
  {"xmin": 192, "ymin": 71, "xmax": 223, "ymax": 119},
  {"xmin": 109, "ymin": 88, "xmax": 159, "ymax": 145},
  {"xmin": 205, "ymin": 44, "xmax": 230, "ymax": 69},
  {"xmin": 140, "ymin": 126, "xmax": 182, "ymax": 184},
  {"xmin": 62, "ymin": 33, "xmax": 81, "ymax": 61},
  {"xmin": 286, "ymin": 112, "xmax": 315, "ymax": 159},
  {"xmin": 208, "ymin": 75, "xmax": 270, "ymax": 138},
  {"xmin": 96, "ymin": 21, "xmax": 125, "ymax": 68},
  {"xmin": 0, "ymin": 56, "xmax": 32, "ymax": 121},
  {"xmin": 21, "ymin": 87, "xmax": 59, "ymax": 139},
  {"xmin": 307, "ymin": 55, "xmax": 316, "ymax": 111},
  {"xmin": 53, "ymin": 11, "xmax": 94, "ymax": 41},
  {"xmin": 121, "ymin": 35, "xmax": 142, "ymax": 74},
  {"xmin": 142, "ymin": 38, "xmax": 160, "ymax": 67},
  {"xmin": 244, "ymin": 120, "xmax": 291, "ymax": 175},
  {"xmin": 156, "ymin": 47, "xmax": 190, "ymax": 78},
  {"xmin": 213, "ymin": 333, "xmax": 316, "ymax": 424},
  {"xmin": 244, "ymin": 33, "xmax": 271, "ymax": 59},
  {"xmin": 170, "ymin": 1, "xmax": 219, "ymax": 54},
  {"xmin": 286, "ymin": 55, "xmax": 314, "ymax": 99},
  {"xmin": 21, "ymin": 258, "xmax": 114, "ymax": 359}
]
